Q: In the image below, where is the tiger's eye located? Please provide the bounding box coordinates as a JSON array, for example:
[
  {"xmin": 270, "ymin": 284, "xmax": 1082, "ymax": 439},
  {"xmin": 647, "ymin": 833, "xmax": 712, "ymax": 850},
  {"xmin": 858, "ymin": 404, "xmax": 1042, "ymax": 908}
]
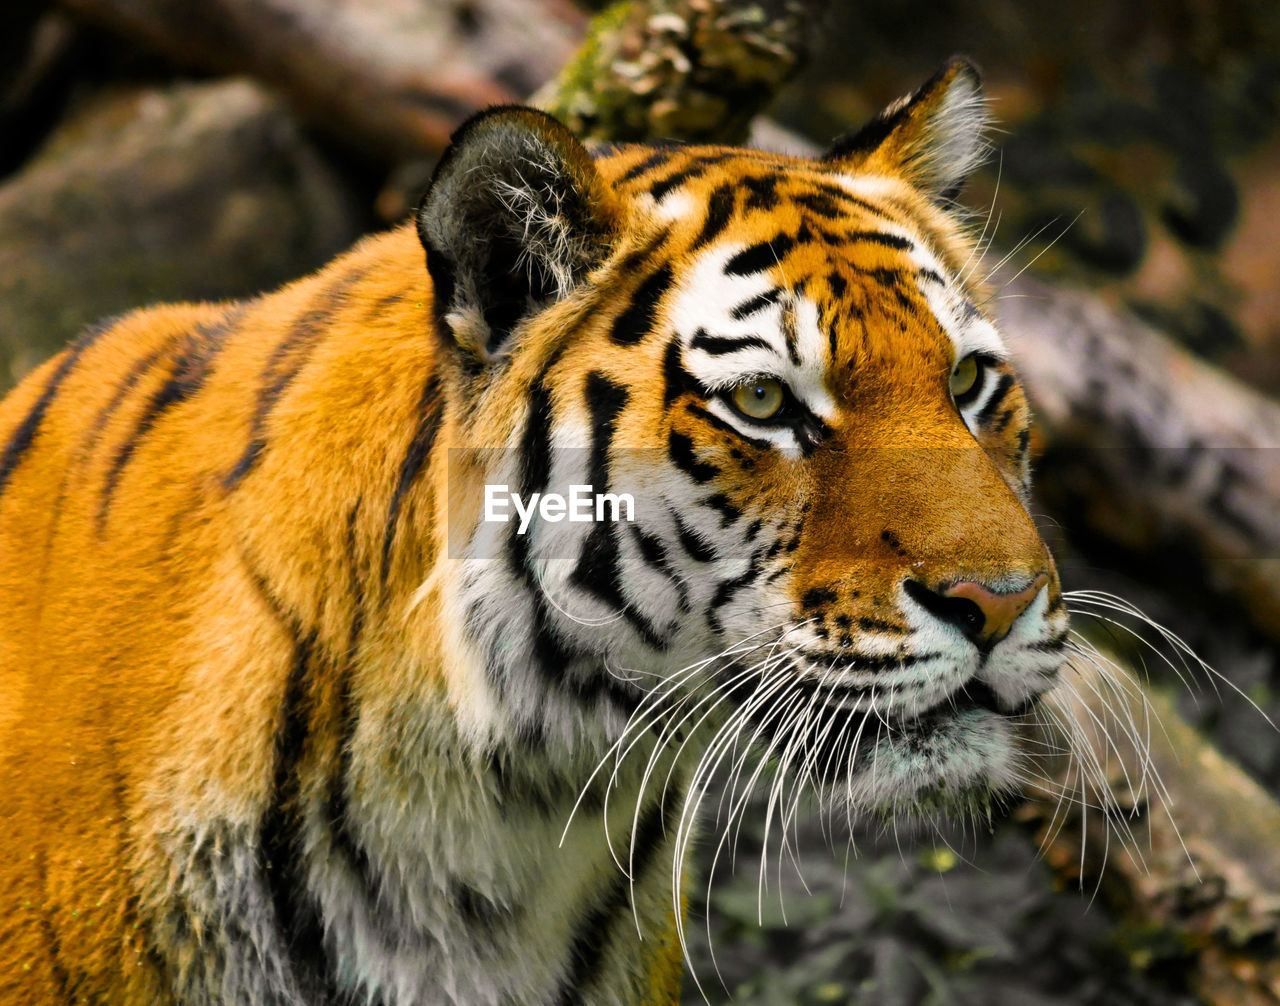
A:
[
  {"xmin": 949, "ymin": 355, "xmax": 979, "ymax": 400},
  {"xmin": 731, "ymin": 379, "xmax": 785, "ymax": 420}
]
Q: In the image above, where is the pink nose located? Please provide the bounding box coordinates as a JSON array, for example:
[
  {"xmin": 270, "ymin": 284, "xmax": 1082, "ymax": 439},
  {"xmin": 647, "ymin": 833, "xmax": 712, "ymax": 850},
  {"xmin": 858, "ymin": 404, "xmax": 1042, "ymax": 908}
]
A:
[{"xmin": 942, "ymin": 574, "xmax": 1050, "ymax": 645}]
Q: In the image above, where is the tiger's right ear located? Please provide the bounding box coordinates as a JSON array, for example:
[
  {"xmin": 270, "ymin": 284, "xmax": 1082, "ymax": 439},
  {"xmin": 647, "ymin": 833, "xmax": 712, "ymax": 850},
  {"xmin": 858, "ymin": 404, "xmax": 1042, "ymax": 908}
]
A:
[{"xmin": 417, "ymin": 106, "xmax": 622, "ymax": 366}]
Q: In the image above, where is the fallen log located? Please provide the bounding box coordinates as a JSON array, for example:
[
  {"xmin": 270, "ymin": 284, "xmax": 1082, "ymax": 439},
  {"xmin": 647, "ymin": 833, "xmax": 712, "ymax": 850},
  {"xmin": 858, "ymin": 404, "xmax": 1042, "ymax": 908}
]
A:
[
  {"xmin": 996, "ymin": 277, "xmax": 1280, "ymax": 644},
  {"xmin": 1023, "ymin": 653, "xmax": 1280, "ymax": 1006},
  {"xmin": 55, "ymin": 0, "xmax": 585, "ymax": 162}
]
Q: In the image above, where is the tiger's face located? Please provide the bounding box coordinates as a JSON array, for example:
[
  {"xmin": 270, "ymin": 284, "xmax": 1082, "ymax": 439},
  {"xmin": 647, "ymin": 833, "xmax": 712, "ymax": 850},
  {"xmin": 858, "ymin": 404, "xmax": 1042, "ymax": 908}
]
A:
[{"xmin": 419, "ymin": 62, "xmax": 1066, "ymax": 817}]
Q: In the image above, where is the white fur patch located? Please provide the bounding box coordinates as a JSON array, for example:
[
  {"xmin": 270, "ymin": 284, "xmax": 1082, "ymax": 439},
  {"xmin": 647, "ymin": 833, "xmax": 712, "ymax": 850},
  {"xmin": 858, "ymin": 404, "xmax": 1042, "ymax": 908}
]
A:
[
  {"xmin": 918, "ymin": 69, "xmax": 992, "ymax": 198},
  {"xmin": 668, "ymin": 243, "xmax": 836, "ymax": 442}
]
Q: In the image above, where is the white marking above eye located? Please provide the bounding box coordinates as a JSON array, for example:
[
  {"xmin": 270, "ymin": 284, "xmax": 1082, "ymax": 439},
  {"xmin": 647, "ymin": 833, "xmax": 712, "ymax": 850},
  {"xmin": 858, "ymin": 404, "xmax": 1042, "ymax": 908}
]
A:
[{"xmin": 672, "ymin": 244, "xmax": 834, "ymax": 417}]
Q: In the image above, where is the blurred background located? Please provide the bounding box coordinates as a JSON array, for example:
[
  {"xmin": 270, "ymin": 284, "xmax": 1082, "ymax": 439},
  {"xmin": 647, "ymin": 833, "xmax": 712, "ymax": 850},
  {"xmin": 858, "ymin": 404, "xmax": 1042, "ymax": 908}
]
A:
[{"xmin": 4, "ymin": 0, "xmax": 1280, "ymax": 1003}]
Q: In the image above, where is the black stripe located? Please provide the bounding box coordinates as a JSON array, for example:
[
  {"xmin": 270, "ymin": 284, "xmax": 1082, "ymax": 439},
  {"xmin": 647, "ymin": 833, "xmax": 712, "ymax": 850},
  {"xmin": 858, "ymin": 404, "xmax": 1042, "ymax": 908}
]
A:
[
  {"xmin": 689, "ymin": 329, "xmax": 774, "ymax": 356},
  {"xmin": 706, "ymin": 552, "xmax": 762, "ymax": 634},
  {"xmin": 1016, "ymin": 428, "xmax": 1031, "ymax": 457},
  {"xmin": 619, "ymin": 150, "xmax": 673, "ymax": 183},
  {"xmin": 611, "ymin": 263, "xmax": 674, "ymax": 346},
  {"xmin": 827, "ymin": 273, "xmax": 847, "ymax": 360},
  {"xmin": 630, "ymin": 525, "xmax": 690, "ymax": 612},
  {"xmin": 742, "ymin": 174, "xmax": 780, "ymax": 210},
  {"xmin": 526, "ymin": 589, "xmax": 644, "ymax": 720},
  {"xmin": 98, "ymin": 314, "xmax": 237, "ymax": 528},
  {"xmin": 671, "ymin": 510, "xmax": 715, "ymax": 562},
  {"xmin": 570, "ymin": 373, "xmax": 668, "ymax": 649},
  {"xmin": 782, "ymin": 302, "xmax": 801, "ymax": 366},
  {"xmin": 243, "ymin": 551, "xmax": 352, "ymax": 1000},
  {"xmin": 668, "ymin": 429, "xmax": 718, "ymax": 483},
  {"xmin": 729, "ymin": 287, "xmax": 783, "ymax": 320},
  {"xmin": 226, "ymin": 268, "xmax": 368, "ymax": 488},
  {"xmin": 662, "ymin": 339, "xmax": 693, "ymax": 408},
  {"xmin": 691, "ymin": 184, "xmax": 736, "ymax": 250},
  {"xmin": 327, "ymin": 698, "xmax": 366, "ymax": 874},
  {"xmin": 381, "ymin": 374, "xmax": 442, "ymax": 583},
  {"xmin": 78, "ymin": 347, "xmax": 167, "ymax": 460},
  {"xmin": 555, "ymin": 786, "xmax": 678, "ymax": 1005},
  {"xmin": 976, "ymin": 373, "xmax": 1015, "ymax": 425},
  {"xmin": 811, "ymin": 182, "xmax": 900, "ymax": 219},
  {"xmin": 649, "ymin": 166, "xmax": 703, "ymax": 201},
  {"xmin": 859, "ymin": 266, "xmax": 906, "ymax": 287},
  {"xmin": 725, "ymin": 233, "xmax": 795, "ymax": 276},
  {"xmin": 581, "ymin": 373, "xmax": 627, "ymax": 512},
  {"xmin": 455, "ymin": 882, "xmax": 517, "ymax": 940},
  {"xmin": 504, "ymin": 363, "xmax": 643, "ymax": 718},
  {"xmin": 846, "ymin": 229, "xmax": 913, "ymax": 251},
  {"xmin": 684, "ymin": 402, "xmax": 773, "ymax": 451},
  {"xmin": 1032, "ymin": 628, "xmax": 1068, "ymax": 653},
  {"xmin": 701, "ymin": 492, "xmax": 741, "ymax": 527},
  {"xmin": 259, "ymin": 627, "xmax": 336, "ymax": 999},
  {"xmin": 797, "ymin": 651, "xmax": 918, "ymax": 675},
  {"xmin": 0, "ymin": 318, "xmax": 114, "ymax": 498},
  {"xmin": 326, "ymin": 502, "xmax": 385, "ymax": 915},
  {"xmin": 507, "ymin": 359, "xmax": 560, "ymax": 584},
  {"xmin": 794, "ymin": 192, "xmax": 842, "ymax": 219},
  {"xmin": 801, "ymin": 587, "xmax": 836, "ymax": 609},
  {"xmin": 615, "ymin": 226, "xmax": 672, "ymax": 278},
  {"xmin": 520, "ymin": 379, "xmax": 555, "ymax": 500}
]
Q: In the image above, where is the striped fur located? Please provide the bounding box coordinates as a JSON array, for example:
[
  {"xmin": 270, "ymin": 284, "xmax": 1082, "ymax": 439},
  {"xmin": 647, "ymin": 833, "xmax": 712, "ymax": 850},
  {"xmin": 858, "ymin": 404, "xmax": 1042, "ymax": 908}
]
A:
[{"xmin": 0, "ymin": 60, "xmax": 1067, "ymax": 1004}]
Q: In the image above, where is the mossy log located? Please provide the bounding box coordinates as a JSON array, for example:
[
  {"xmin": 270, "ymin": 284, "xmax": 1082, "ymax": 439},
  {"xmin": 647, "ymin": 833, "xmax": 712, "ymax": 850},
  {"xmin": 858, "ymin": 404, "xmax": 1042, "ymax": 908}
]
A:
[{"xmin": 535, "ymin": 0, "xmax": 820, "ymax": 146}]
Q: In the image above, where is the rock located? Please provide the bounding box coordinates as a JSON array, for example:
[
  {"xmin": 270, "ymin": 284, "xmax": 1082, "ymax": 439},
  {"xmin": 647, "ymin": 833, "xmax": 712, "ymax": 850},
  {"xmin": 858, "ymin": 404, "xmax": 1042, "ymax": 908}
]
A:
[{"xmin": 0, "ymin": 78, "xmax": 367, "ymax": 390}]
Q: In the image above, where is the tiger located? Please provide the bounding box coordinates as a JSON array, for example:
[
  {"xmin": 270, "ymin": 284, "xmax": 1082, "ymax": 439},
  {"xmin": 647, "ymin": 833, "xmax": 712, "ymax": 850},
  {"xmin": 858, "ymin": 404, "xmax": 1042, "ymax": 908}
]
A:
[{"xmin": 0, "ymin": 57, "xmax": 1069, "ymax": 1005}]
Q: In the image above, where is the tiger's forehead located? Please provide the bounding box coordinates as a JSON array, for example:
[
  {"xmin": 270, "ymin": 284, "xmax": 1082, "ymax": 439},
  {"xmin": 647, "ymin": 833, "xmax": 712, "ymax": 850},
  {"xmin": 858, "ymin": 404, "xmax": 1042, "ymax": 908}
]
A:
[{"xmin": 596, "ymin": 145, "xmax": 1006, "ymax": 402}]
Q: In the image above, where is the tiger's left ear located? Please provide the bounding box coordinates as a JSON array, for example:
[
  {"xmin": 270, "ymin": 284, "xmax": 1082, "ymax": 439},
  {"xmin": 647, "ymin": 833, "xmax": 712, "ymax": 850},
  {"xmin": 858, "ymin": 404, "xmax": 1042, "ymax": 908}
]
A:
[
  {"xmin": 417, "ymin": 106, "xmax": 622, "ymax": 364},
  {"xmin": 824, "ymin": 57, "xmax": 989, "ymax": 205}
]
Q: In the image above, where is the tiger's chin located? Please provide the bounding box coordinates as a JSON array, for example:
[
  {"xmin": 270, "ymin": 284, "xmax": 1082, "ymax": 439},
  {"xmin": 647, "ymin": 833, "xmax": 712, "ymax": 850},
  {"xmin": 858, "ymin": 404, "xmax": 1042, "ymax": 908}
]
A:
[{"xmin": 828, "ymin": 708, "xmax": 1026, "ymax": 821}]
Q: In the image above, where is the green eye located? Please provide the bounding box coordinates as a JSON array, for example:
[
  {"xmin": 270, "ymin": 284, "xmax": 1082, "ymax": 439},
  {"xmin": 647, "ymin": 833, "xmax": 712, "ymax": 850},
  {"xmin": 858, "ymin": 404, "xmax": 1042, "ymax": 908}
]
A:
[
  {"xmin": 949, "ymin": 354, "xmax": 981, "ymax": 401},
  {"xmin": 730, "ymin": 378, "xmax": 786, "ymax": 421}
]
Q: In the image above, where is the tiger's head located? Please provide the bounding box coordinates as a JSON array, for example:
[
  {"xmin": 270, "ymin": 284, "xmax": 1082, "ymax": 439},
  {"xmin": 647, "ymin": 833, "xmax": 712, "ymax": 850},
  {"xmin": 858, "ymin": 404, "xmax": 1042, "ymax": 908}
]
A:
[{"xmin": 416, "ymin": 59, "xmax": 1066, "ymax": 820}]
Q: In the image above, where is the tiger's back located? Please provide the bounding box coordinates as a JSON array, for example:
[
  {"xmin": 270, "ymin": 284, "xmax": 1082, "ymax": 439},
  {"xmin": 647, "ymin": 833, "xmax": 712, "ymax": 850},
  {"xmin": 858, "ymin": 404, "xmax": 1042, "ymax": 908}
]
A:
[{"xmin": 0, "ymin": 230, "xmax": 446, "ymax": 1001}]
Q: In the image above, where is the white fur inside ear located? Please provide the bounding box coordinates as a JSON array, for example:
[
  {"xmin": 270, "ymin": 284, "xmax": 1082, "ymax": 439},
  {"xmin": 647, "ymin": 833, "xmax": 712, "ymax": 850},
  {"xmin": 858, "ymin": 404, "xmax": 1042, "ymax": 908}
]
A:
[
  {"xmin": 492, "ymin": 154, "xmax": 580, "ymax": 301},
  {"xmin": 917, "ymin": 69, "xmax": 991, "ymax": 199}
]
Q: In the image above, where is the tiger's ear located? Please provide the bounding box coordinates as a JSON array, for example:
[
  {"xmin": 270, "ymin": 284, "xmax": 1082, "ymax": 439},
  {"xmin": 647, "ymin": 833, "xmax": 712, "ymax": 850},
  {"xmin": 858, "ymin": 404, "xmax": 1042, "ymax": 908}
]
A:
[
  {"xmin": 824, "ymin": 57, "xmax": 989, "ymax": 205},
  {"xmin": 417, "ymin": 106, "xmax": 622, "ymax": 364}
]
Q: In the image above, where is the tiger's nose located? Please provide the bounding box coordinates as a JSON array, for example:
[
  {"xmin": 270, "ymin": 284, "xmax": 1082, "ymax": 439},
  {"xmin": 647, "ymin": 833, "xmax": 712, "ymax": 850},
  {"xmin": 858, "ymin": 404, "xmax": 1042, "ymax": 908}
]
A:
[{"xmin": 904, "ymin": 573, "xmax": 1050, "ymax": 648}]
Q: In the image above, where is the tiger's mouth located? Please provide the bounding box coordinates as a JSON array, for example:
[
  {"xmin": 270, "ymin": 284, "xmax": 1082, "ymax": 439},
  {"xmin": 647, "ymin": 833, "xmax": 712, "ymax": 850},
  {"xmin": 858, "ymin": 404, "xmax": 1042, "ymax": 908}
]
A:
[
  {"xmin": 925, "ymin": 679, "xmax": 1041, "ymax": 721},
  {"xmin": 788, "ymin": 670, "xmax": 1042, "ymax": 723},
  {"xmin": 718, "ymin": 669, "xmax": 1042, "ymax": 814}
]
